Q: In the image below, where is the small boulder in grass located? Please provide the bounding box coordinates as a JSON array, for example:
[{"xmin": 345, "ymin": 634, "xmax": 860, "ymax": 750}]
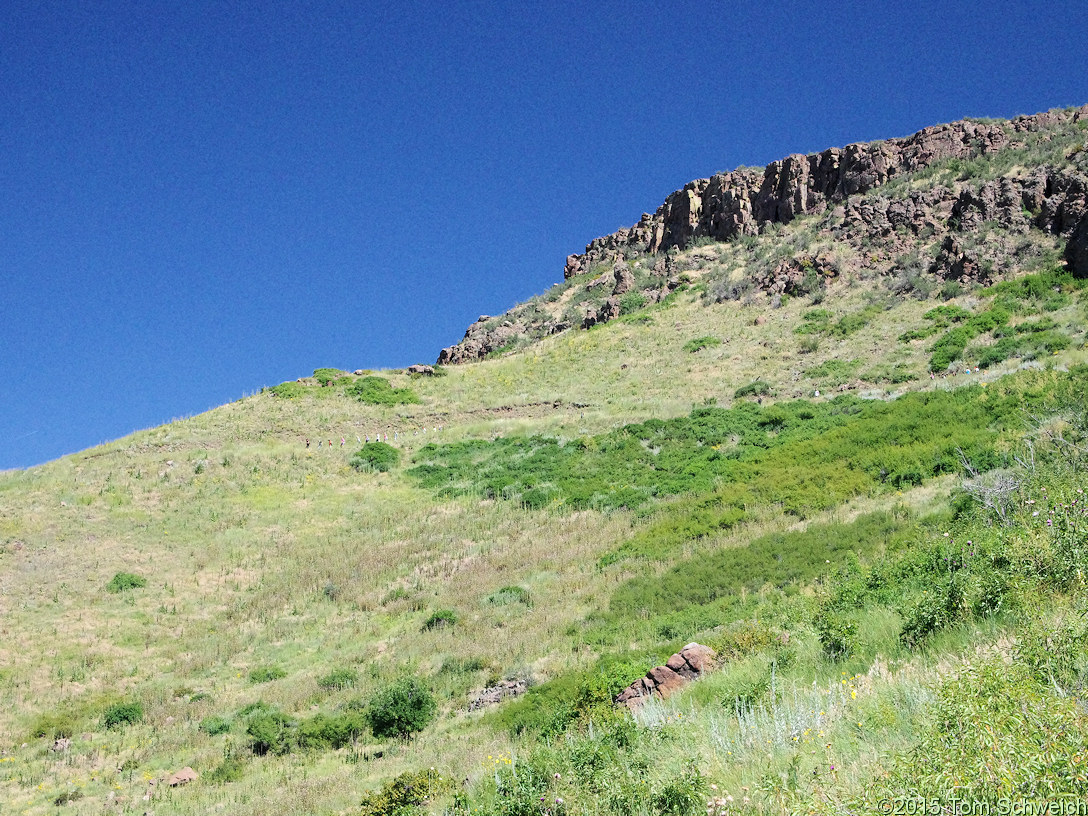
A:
[
  {"xmin": 615, "ymin": 643, "xmax": 717, "ymax": 710},
  {"xmin": 167, "ymin": 767, "xmax": 197, "ymax": 786}
]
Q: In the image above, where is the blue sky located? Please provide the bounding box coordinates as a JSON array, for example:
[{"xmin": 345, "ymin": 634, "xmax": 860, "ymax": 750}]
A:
[{"xmin": 2, "ymin": 0, "xmax": 1086, "ymax": 469}]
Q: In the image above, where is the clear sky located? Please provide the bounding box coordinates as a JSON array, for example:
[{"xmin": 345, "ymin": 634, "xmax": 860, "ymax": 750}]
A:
[{"xmin": 2, "ymin": 0, "xmax": 1086, "ymax": 469}]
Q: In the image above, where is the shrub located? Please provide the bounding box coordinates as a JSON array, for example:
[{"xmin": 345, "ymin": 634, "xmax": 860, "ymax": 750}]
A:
[
  {"xmin": 106, "ymin": 572, "xmax": 147, "ymax": 593},
  {"xmin": 267, "ymin": 381, "xmax": 306, "ymax": 398},
  {"xmin": 317, "ymin": 668, "xmax": 358, "ymax": 691},
  {"xmin": 1016, "ymin": 609, "xmax": 1088, "ymax": 693},
  {"xmin": 520, "ymin": 484, "xmax": 559, "ymax": 509},
  {"xmin": 365, "ymin": 677, "xmax": 437, "ymax": 740},
  {"xmin": 486, "ymin": 586, "xmax": 532, "ymax": 607},
  {"xmin": 359, "ymin": 769, "xmax": 455, "ymax": 816},
  {"xmin": 734, "ymin": 380, "xmax": 772, "ymax": 399},
  {"xmin": 870, "ymin": 660, "xmax": 1088, "ymax": 802},
  {"xmin": 29, "ymin": 710, "xmax": 78, "ymax": 740},
  {"xmin": 297, "ymin": 712, "xmax": 366, "ymax": 749},
  {"xmin": 199, "ymin": 715, "xmax": 232, "ymax": 736},
  {"xmin": 814, "ymin": 608, "xmax": 859, "ymax": 659},
  {"xmin": 618, "ymin": 291, "xmax": 647, "ymax": 315},
  {"xmin": 939, "ymin": 280, "xmax": 964, "ymax": 300},
  {"xmin": 682, "ymin": 336, "xmax": 722, "ymax": 353},
  {"xmin": 206, "ymin": 754, "xmax": 246, "ymax": 784},
  {"xmin": 312, "ymin": 367, "xmax": 345, "ymax": 386},
  {"xmin": 350, "ymin": 442, "xmax": 400, "ymax": 473},
  {"xmin": 246, "ymin": 709, "xmax": 296, "ymax": 755},
  {"xmin": 348, "ymin": 376, "xmax": 421, "ymax": 406},
  {"xmin": 899, "ymin": 576, "xmax": 966, "ymax": 648},
  {"xmin": 652, "ymin": 762, "xmax": 708, "ymax": 816},
  {"xmin": 421, "ymin": 609, "xmax": 458, "ymax": 631},
  {"xmin": 248, "ymin": 666, "xmax": 286, "ymax": 684},
  {"xmin": 103, "ymin": 702, "xmax": 144, "ymax": 730}
]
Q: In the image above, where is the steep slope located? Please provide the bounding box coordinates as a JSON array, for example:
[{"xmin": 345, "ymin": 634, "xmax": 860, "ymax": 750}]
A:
[{"xmin": 2, "ymin": 108, "xmax": 1088, "ymax": 816}]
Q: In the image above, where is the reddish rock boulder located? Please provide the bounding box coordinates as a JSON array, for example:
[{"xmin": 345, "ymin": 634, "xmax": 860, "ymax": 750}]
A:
[{"xmin": 615, "ymin": 643, "xmax": 717, "ymax": 710}]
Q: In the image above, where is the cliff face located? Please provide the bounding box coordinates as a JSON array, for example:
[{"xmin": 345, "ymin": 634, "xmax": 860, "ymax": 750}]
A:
[
  {"xmin": 563, "ymin": 108, "xmax": 1086, "ymax": 276},
  {"xmin": 438, "ymin": 107, "xmax": 1088, "ymax": 365}
]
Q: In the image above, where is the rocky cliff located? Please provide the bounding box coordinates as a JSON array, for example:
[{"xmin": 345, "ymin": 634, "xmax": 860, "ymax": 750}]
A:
[{"xmin": 439, "ymin": 106, "xmax": 1088, "ymax": 365}]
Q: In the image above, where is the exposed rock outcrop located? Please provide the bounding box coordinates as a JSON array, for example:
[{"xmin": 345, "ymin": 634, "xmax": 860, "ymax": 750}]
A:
[
  {"xmin": 468, "ymin": 678, "xmax": 530, "ymax": 711},
  {"xmin": 615, "ymin": 643, "xmax": 716, "ymax": 710},
  {"xmin": 564, "ymin": 107, "xmax": 1086, "ymax": 279},
  {"xmin": 438, "ymin": 317, "xmax": 527, "ymax": 365},
  {"xmin": 438, "ymin": 107, "xmax": 1088, "ymax": 365}
]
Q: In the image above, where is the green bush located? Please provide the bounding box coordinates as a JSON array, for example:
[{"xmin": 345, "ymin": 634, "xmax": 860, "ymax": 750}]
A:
[
  {"xmin": 29, "ymin": 710, "xmax": 78, "ymax": 740},
  {"xmin": 206, "ymin": 754, "xmax": 247, "ymax": 784},
  {"xmin": 359, "ymin": 768, "xmax": 454, "ymax": 816},
  {"xmin": 734, "ymin": 380, "xmax": 772, "ymax": 399},
  {"xmin": 828, "ymin": 305, "xmax": 880, "ymax": 338},
  {"xmin": 899, "ymin": 576, "xmax": 966, "ymax": 648},
  {"xmin": 794, "ymin": 308, "xmax": 833, "ymax": 335},
  {"xmin": 422, "ymin": 609, "xmax": 458, "ymax": 631},
  {"xmin": 491, "ymin": 665, "xmax": 646, "ymax": 738},
  {"xmin": 267, "ymin": 381, "xmax": 306, "ymax": 398},
  {"xmin": 103, "ymin": 702, "xmax": 144, "ymax": 730},
  {"xmin": 246, "ymin": 709, "xmax": 296, "ymax": 755},
  {"xmin": 312, "ymin": 367, "xmax": 345, "ymax": 386},
  {"xmin": 317, "ymin": 668, "xmax": 358, "ymax": 691},
  {"xmin": 814, "ymin": 608, "xmax": 859, "ymax": 659},
  {"xmin": 871, "ymin": 660, "xmax": 1088, "ymax": 802},
  {"xmin": 106, "ymin": 572, "xmax": 147, "ymax": 593},
  {"xmin": 297, "ymin": 712, "xmax": 366, "ymax": 749},
  {"xmin": 348, "ymin": 376, "xmax": 421, "ymax": 406},
  {"xmin": 486, "ymin": 586, "xmax": 532, "ymax": 607},
  {"xmin": 682, "ymin": 336, "xmax": 722, "ymax": 353},
  {"xmin": 618, "ymin": 292, "xmax": 647, "ymax": 315},
  {"xmin": 652, "ymin": 762, "xmax": 708, "ymax": 816},
  {"xmin": 199, "ymin": 715, "xmax": 232, "ymax": 736},
  {"xmin": 939, "ymin": 280, "xmax": 964, "ymax": 300},
  {"xmin": 350, "ymin": 442, "xmax": 401, "ymax": 473},
  {"xmin": 248, "ymin": 666, "xmax": 286, "ymax": 684},
  {"xmin": 1016, "ymin": 609, "xmax": 1088, "ymax": 693},
  {"xmin": 365, "ymin": 677, "xmax": 437, "ymax": 740}
]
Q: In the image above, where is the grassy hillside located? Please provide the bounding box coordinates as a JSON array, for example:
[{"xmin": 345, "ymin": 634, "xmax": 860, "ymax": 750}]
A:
[{"xmin": 4, "ymin": 112, "xmax": 1088, "ymax": 815}]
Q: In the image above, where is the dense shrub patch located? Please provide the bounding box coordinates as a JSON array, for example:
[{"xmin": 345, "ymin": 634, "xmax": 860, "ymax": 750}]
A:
[
  {"xmin": 608, "ymin": 510, "xmax": 917, "ymax": 621},
  {"xmin": 312, "ymin": 368, "xmax": 346, "ymax": 386},
  {"xmin": 411, "ymin": 371, "xmax": 1083, "ymax": 532},
  {"xmin": 350, "ymin": 442, "xmax": 400, "ymax": 473},
  {"xmin": 106, "ymin": 572, "xmax": 147, "ymax": 593},
  {"xmin": 348, "ymin": 376, "xmax": 421, "ymax": 405},
  {"xmin": 103, "ymin": 702, "xmax": 144, "ymax": 729},
  {"xmin": 317, "ymin": 668, "xmax": 358, "ymax": 691},
  {"xmin": 359, "ymin": 769, "xmax": 455, "ymax": 816},
  {"xmin": 365, "ymin": 677, "xmax": 437, "ymax": 740},
  {"xmin": 248, "ymin": 666, "xmax": 286, "ymax": 684},
  {"xmin": 421, "ymin": 609, "xmax": 458, "ymax": 631},
  {"xmin": 267, "ymin": 381, "xmax": 306, "ymax": 398},
  {"xmin": 682, "ymin": 335, "xmax": 722, "ymax": 353}
]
